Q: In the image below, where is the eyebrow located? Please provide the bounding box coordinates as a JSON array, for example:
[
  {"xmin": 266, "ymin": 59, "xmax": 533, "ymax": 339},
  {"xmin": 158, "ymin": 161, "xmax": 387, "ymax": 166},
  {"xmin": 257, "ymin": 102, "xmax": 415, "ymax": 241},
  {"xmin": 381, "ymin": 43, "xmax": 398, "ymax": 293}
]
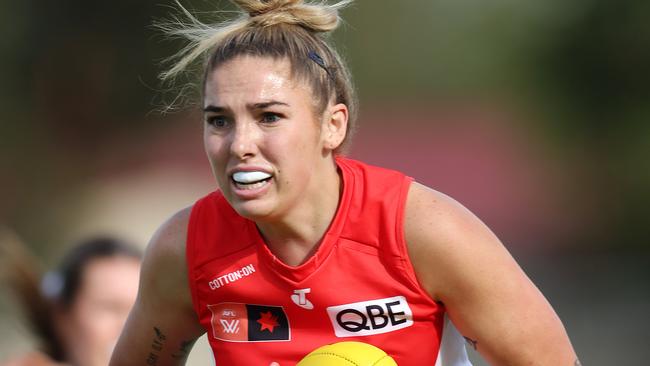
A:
[
  {"xmin": 250, "ymin": 101, "xmax": 289, "ymax": 109},
  {"xmin": 203, "ymin": 101, "xmax": 289, "ymax": 113},
  {"xmin": 203, "ymin": 105, "xmax": 225, "ymax": 113}
]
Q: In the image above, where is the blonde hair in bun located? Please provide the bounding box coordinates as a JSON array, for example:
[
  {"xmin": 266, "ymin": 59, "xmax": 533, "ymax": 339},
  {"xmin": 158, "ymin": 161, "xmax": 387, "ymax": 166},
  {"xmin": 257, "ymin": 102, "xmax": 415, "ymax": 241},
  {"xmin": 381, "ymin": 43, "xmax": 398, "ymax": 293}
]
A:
[
  {"xmin": 242, "ymin": 0, "xmax": 341, "ymax": 31},
  {"xmin": 159, "ymin": 0, "xmax": 357, "ymax": 153}
]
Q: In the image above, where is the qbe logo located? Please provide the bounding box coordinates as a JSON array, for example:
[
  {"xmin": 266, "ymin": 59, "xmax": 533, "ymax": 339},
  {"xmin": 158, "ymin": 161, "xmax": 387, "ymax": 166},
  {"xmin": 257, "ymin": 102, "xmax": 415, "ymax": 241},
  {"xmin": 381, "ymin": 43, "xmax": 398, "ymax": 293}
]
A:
[{"xmin": 326, "ymin": 296, "xmax": 413, "ymax": 337}]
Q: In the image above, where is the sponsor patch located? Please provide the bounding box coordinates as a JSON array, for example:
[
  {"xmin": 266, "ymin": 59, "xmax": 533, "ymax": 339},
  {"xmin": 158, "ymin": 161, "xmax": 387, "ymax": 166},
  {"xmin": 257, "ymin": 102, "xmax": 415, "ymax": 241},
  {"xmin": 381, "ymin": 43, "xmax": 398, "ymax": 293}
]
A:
[
  {"xmin": 291, "ymin": 288, "xmax": 314, "ymax": 310},
  {"xmin": 326, "ymin": 296, "xmax": 413, "ymax": 337},
  {"xmin": 208, "ymin": 264, "xmax": 256, "ymax": 290},
  {"xmin": 207, "ymin": 302, "xmax": 290, "ymax": 342}
]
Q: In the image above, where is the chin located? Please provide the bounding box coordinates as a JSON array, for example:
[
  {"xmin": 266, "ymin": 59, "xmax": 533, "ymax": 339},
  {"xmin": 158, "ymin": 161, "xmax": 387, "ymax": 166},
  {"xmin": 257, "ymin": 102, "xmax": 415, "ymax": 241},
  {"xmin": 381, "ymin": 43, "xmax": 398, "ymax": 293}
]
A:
[{"xmin": 230, "ymin": 199, "xmax": 276, "ymax": 221}]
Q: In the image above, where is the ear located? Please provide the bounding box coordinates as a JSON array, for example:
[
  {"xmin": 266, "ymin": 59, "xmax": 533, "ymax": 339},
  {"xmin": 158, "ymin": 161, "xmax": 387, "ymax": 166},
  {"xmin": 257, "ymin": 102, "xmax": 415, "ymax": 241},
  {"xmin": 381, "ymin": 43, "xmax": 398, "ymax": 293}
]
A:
[{"xmin": 321, "ymin": 103, "xmax": 348, "ymax": 151}]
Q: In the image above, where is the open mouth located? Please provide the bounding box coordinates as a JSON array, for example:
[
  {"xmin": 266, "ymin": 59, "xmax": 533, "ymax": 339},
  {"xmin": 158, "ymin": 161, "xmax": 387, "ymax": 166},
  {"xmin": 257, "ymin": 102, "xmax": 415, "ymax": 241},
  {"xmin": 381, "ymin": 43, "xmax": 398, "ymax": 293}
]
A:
[{"xmin": 231, "ymin": 171, "xmax": 273, "ymax": 190}]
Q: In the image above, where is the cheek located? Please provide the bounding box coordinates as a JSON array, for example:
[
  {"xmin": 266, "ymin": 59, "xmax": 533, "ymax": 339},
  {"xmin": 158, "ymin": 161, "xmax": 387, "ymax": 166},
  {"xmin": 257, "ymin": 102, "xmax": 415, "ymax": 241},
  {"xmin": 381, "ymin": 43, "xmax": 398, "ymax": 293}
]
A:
[
  {"xmin": 204, "ymin": 135, "xmax": 233, "ymax": 191},
  {"xmin": 204, "ymin": 134, "xmax": 229, "ymax": 165},
  {"xmin": 270, "ymin": 130, "xmax": 319, "ymax": 180},
  {"xmin": 73, "ymin": 302, "xmax": 120, "ymax": 341},
  {"xmin": 68, "ymin": 301, "xmax": 130, "ymax": 365},
  {"xmin": 278, "ymin": 123, "xmax": 321, "ymax": 155}
]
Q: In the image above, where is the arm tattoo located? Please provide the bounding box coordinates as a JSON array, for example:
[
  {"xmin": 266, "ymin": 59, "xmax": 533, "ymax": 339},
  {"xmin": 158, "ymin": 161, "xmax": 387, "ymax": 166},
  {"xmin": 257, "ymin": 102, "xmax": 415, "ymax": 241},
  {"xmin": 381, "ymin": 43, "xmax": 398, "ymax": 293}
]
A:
[
  {"xmin": 172, "ymin": 339, "xmax": 195, "ymax": 360},
  {"xmin": 463, "ymin": 336, "xmax": 478, "ymax": 350},
  {"xmin": 146, "ymin": 327, "xmax": 167, "ymax": 365}
]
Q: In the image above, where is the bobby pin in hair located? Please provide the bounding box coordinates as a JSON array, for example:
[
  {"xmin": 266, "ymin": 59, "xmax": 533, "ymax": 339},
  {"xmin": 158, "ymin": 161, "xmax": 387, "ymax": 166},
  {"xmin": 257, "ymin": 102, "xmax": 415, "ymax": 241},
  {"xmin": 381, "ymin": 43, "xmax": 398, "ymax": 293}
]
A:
[{"xmin": 308, "ymin": 51, "xmax": 335, "ymax": 80}]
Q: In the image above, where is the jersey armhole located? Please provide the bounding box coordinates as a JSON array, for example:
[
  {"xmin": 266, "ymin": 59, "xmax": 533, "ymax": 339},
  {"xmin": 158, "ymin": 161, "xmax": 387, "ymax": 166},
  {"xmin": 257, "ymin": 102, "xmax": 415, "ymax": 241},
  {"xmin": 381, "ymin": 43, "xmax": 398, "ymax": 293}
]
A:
[
  {"xmin": 186, "ymin": 201, "xmax": 203, "ymax": 318},
  {"xmin": 395, "ymin": 177, "xmax": 441, "ymax": 305}
]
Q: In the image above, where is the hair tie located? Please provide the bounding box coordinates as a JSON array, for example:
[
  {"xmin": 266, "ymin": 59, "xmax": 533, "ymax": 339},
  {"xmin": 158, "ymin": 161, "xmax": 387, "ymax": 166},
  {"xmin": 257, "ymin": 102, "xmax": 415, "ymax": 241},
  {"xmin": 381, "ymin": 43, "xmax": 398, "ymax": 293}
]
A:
[{"xmin": 40, "ymin": 271, "xmax": 64, "ymax": 300}]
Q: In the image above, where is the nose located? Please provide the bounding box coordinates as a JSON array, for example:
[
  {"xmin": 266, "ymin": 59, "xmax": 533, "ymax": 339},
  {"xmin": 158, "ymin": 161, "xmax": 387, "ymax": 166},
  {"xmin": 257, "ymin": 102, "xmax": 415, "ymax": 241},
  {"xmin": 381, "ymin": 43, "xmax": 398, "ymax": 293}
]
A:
[{"xmin": 229, "ymin": 120, "xmax": 259, "ymax": 160}]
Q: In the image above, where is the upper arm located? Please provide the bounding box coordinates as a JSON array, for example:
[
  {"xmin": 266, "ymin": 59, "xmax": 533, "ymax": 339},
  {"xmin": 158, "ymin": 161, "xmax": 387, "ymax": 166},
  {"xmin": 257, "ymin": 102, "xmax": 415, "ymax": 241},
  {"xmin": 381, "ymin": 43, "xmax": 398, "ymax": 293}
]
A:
[
  {"xmin": 404, "ymin": 182, "xmax": 577, "ymax": 365},
  {"xmin": 110, "ymin": 207, "xmax": 205, "ymax": 366}
]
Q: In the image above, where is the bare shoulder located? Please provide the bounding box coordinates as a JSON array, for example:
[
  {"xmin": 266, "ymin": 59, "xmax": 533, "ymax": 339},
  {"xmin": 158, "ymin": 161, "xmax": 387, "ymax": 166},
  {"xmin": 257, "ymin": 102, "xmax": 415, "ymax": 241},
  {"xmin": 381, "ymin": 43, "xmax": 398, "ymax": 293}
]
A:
[
  {"xmin": 147, "ymin": 206, "xmax": 192, "ymax": 260},
  {"xmin": 404, "ymin": 182, "xmax": 511, "ymax": 301},
  {"xmin": 110, "ymin": 206, "xmax": 204, "ymax": 366},
  {"xmin": 140, "ymin": 206, "xmax": 193, "ymax": 304},
  {"xmin": 404, "ymin": 181, "xmax": 482, "ymax": 244},
  {"xmin": 404, "ymin": 182, "xmax": 577, "ymax": 364}
]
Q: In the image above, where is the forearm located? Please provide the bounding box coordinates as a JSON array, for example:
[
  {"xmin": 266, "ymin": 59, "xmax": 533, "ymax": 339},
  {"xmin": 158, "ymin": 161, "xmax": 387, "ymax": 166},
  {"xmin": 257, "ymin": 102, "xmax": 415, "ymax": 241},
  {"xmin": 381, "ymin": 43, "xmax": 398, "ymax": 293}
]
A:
[{"xmin": 110, "ymin": 317, "xmax": 197, "ymax": 366}]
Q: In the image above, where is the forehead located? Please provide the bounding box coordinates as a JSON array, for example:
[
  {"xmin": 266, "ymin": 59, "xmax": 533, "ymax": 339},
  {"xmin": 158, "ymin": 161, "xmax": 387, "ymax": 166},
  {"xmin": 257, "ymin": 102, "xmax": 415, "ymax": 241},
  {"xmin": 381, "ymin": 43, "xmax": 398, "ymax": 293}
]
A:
[
  {"xmin": 77, "ymin": 256, "xmax": 140, "ymax": 299},
  {"xmin": 204, "ymin": 56, "xmax": 308, "ymax": 106}
]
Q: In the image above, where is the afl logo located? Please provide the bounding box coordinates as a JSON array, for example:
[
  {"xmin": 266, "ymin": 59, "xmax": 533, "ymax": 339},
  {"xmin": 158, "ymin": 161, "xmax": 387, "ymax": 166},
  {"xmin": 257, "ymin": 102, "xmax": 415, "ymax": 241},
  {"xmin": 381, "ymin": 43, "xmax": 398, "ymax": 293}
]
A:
[{"xmin": 326, "ymin": 296, "xmax": 413, "ymax": 337}]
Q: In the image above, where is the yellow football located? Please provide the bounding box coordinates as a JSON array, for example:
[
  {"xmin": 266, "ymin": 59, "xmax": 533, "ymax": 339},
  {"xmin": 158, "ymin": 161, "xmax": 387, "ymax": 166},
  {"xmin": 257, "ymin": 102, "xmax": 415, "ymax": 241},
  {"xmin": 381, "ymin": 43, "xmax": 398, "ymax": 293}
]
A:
[{"xmin": 297, "ymin": 341, "xmax": 398, "ymax": 366}]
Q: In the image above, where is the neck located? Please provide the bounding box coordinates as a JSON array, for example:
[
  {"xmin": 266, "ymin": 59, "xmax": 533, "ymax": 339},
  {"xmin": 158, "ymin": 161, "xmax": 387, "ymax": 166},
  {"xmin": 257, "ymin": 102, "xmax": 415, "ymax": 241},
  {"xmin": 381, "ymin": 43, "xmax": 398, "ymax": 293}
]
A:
[{"xmin": 256, "ymin": 158, "xmax": 342, "ymax": 266}]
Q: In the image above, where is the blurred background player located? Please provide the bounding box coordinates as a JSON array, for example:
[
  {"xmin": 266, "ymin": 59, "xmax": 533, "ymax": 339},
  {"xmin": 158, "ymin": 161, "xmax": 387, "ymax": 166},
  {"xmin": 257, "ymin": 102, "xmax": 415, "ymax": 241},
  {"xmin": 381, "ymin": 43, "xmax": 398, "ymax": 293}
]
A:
[{"xmin": 1, "ymin": 230, "xmax": 141, "ymax": 366}]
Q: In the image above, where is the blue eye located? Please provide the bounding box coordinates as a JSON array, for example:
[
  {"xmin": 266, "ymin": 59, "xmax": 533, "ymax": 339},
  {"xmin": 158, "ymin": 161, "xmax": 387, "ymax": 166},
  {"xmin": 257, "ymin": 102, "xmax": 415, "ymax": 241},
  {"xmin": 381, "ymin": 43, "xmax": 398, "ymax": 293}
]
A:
[
  {"xmin": 206, "ymin": 115, "xmax": 228, "ymax": 128},
  {"xmin": 261, "ymin": 113, "xmax": 280, "ymax": 123}
]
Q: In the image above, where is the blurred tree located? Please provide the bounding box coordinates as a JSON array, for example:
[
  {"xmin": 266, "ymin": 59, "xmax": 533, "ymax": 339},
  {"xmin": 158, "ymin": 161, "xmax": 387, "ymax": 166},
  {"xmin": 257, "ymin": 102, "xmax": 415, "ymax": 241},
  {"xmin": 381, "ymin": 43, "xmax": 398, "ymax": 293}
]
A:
[
  {"xmin": 537, "ymin": 0, "xmax": 650, "ymax": 249},
  {"xmin": 1, "ymin": 0, "xmax": 181, "ymax": 252}
]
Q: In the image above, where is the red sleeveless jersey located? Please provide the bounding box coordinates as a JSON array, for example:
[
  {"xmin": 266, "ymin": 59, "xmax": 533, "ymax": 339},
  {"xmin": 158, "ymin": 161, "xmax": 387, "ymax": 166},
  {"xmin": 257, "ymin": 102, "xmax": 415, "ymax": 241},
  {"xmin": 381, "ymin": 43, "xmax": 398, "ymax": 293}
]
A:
[{"xmin": 187, "ymin": 157, "xmax": 470, "ymax": 365}]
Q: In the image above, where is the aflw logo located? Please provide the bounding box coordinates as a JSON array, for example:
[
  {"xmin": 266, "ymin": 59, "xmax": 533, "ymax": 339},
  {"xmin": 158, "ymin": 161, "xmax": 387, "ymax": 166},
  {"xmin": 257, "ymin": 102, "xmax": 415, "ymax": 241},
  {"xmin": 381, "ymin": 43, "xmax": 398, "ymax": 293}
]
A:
[
  {"xmin": 219, "ymin": 309, "xmax": 240, "ymax": 334},
  {"xmin": 220, "ymin": 319, "xmax": 240, "ymax": 334},
  {"xmin": 326, "ymin": 296, "xmax": 413, "ymax": 337}
]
